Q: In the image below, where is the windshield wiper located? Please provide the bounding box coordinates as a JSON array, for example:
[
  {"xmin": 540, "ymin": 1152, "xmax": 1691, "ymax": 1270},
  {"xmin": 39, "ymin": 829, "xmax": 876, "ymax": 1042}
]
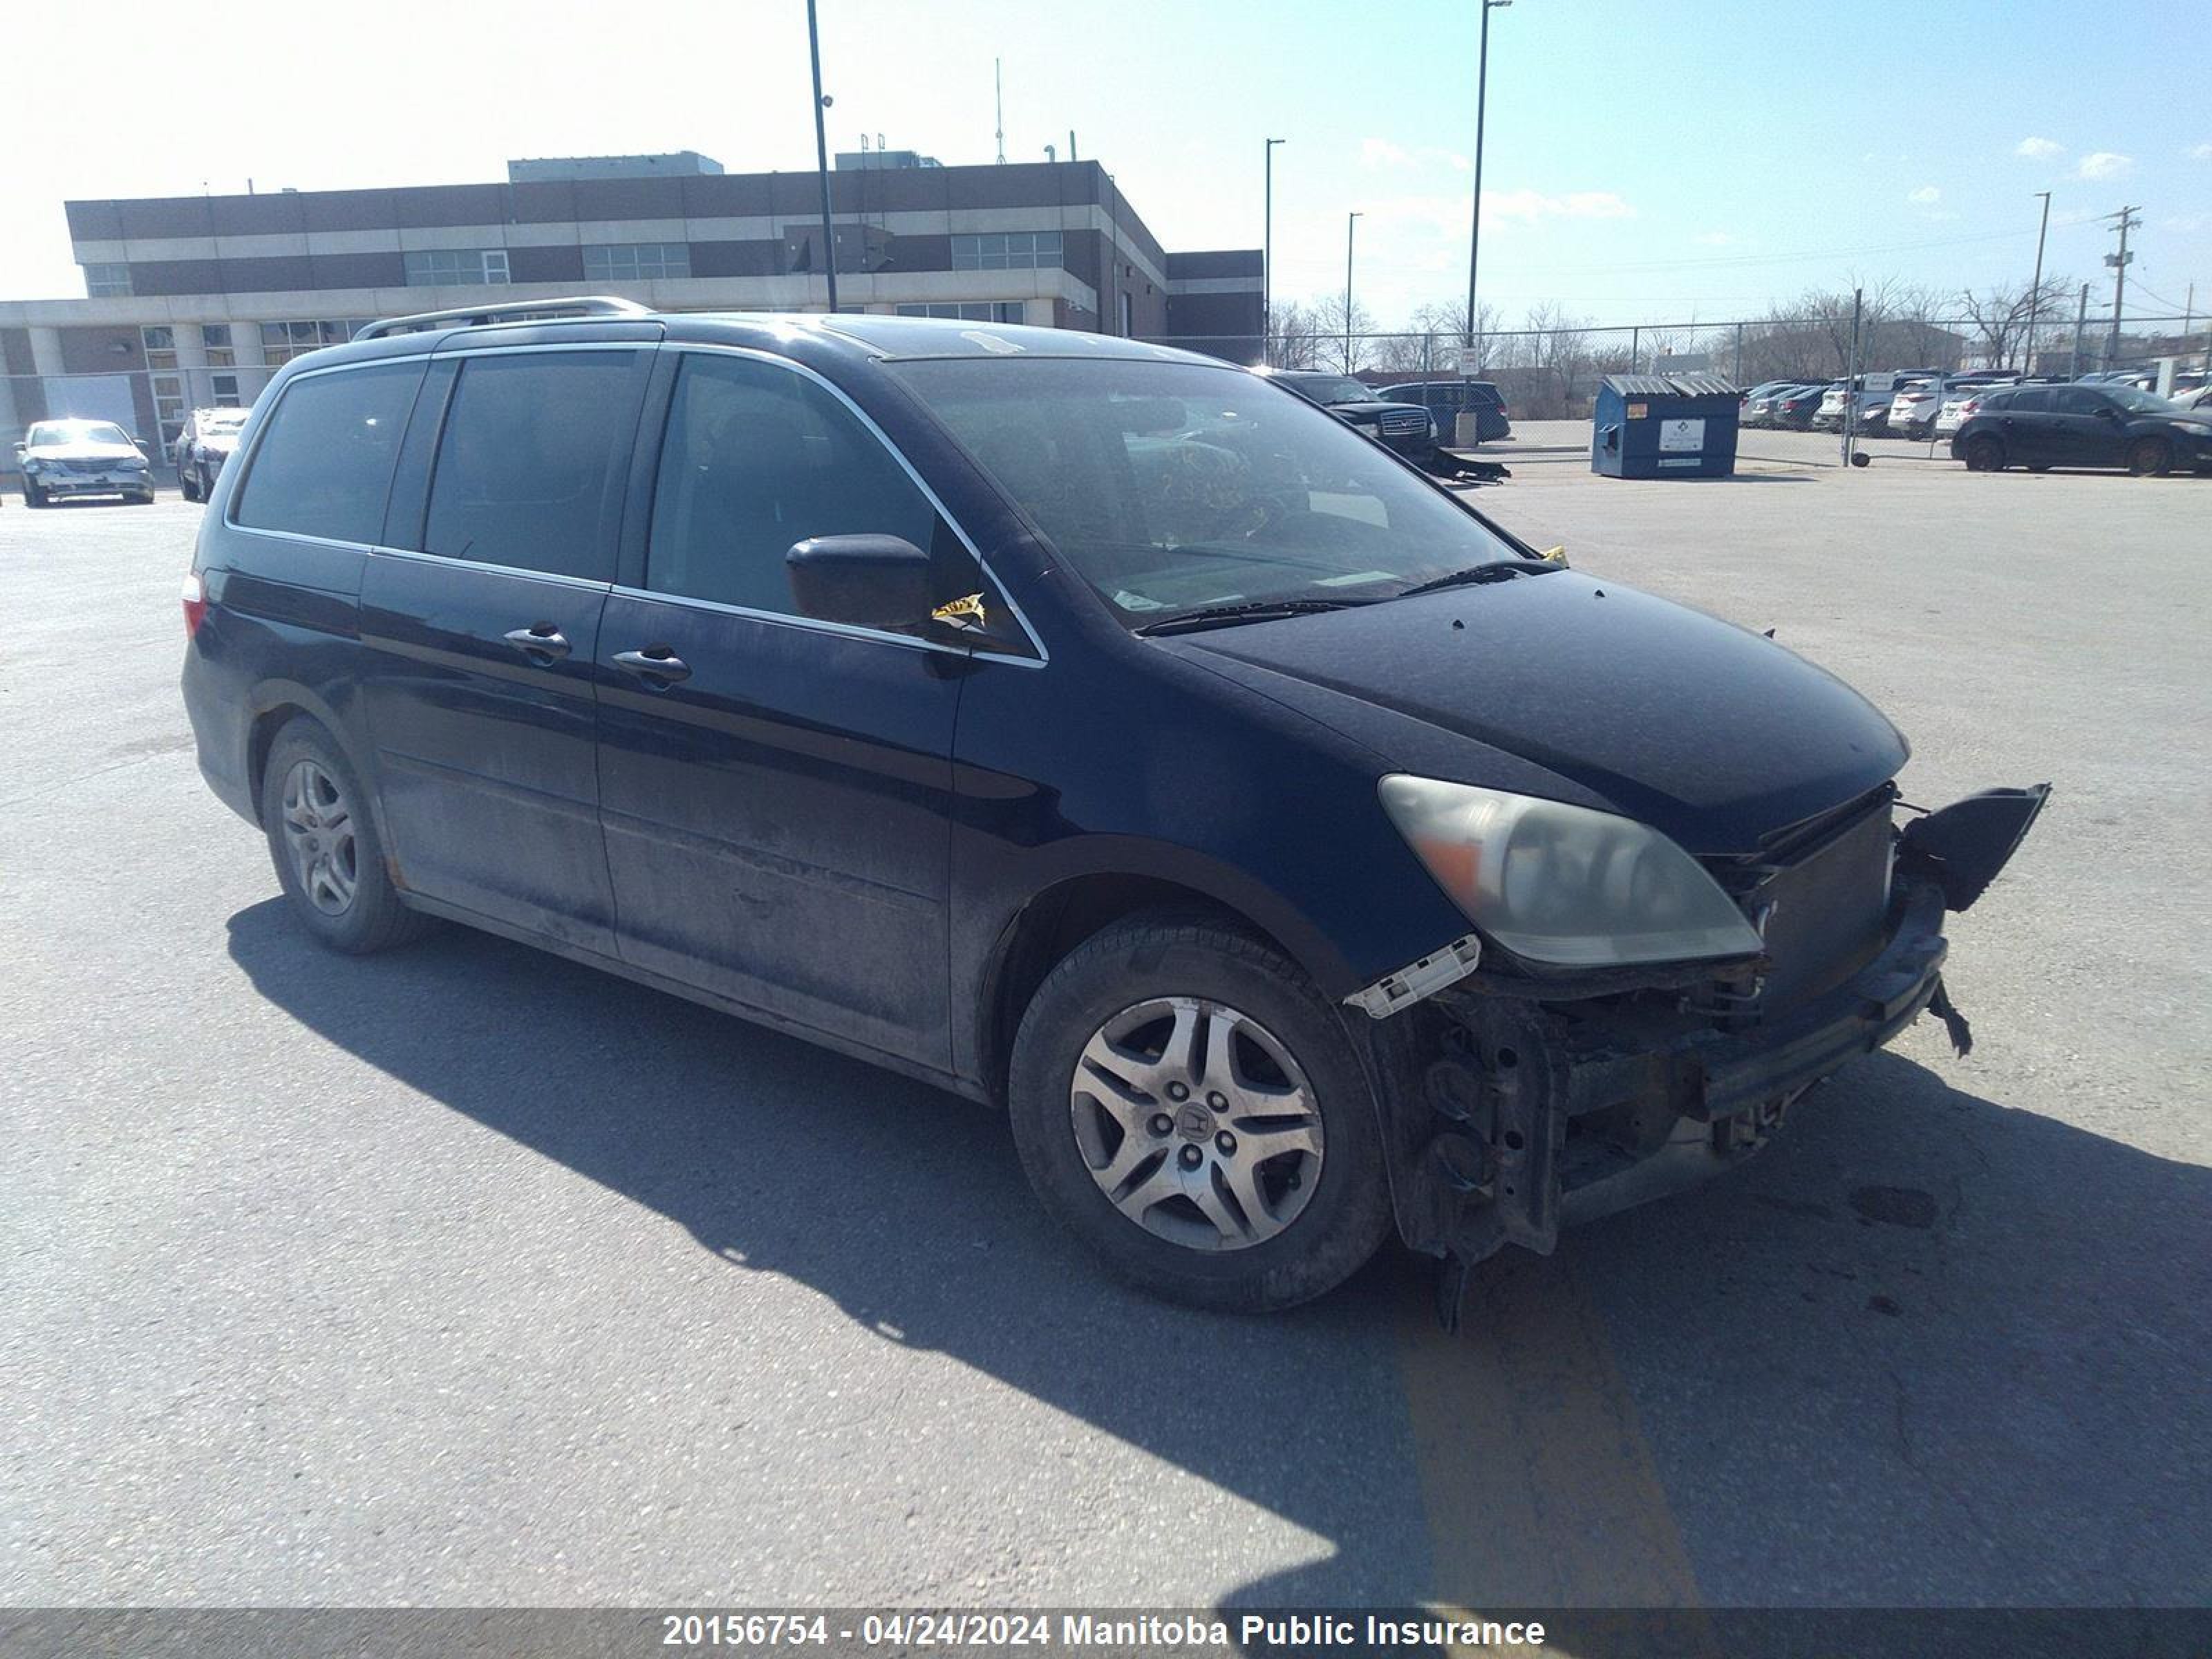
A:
[
  {"xmin": 1133, "ymin": 597, "xmax": 1374, "ymax": 636},
  {"xmin": 1394, "ymin": 558, "xmax": 1561, "ymax": 599}
]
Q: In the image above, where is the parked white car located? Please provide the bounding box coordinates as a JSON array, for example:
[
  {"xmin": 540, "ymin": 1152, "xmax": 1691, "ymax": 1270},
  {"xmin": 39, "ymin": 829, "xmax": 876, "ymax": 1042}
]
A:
[
  {"xmin": 15, "ymin": 418, "xmax": 155, "ymax": 507},
  {"xmin": 1933, "ymin": 388, "xmax": 1992, "ymax": 438}
]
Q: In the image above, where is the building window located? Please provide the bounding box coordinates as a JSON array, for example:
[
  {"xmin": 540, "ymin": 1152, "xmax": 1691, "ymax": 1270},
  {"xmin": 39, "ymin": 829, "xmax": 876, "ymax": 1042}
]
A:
[
  {"xmin": 142, "ymin": 326, "xmax": 179, "ymax": 370},
  {"xmin": 583, "ymin": 242, "xmax": 691, "ymax": 282},
  {"xmin": 896, "ymin": 302, "xmax": 1025, "ymax": 323},
  {"xmin": 151, "ymin": 373, "xmax": 187, "ymax": 447},
  {"xmin": 212, "ymin": 373, "xmax": 243, "ymax": 404},
  {"xmin": 402, "ymin": 247, "xmax": 512, "ymax": 286},
  {"xmin": 950, "ymin": 231, "xmax": 1064, "ymax": 272},
  {"xmin": 202, "ymin": 324, "xmax": 234, "ymax": 367},
  {"xmin": 259, "ymin": 320, "xmax": 369, "ymax": 365},
  {"xmin": 84, "ymin": 263, "xmax": 131, "ymax": 297},
  {"xmin": 1120, "ymin": 292, "xmax": 1134, "ymax": 337}
]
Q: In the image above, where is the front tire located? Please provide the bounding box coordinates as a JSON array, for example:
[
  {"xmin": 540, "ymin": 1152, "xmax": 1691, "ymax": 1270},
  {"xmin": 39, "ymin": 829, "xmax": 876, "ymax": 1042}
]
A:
[
  {"xmin": 259, "ymin": 719, "xmax": 437, "ymax": 955},
  {"xmin": 1008, "ymin": 913, "xmax": 1391, "ymax": 1313},
  {"xmin": 1963, "ymin": 435, "xmax": 2005, "ymax": 471},
  {"xmin": 2127, "ymin": 438, "xmax": 2172, "ymax": 477},
  {"xmin": 24, "ymin": 480, "xmax": 48, "ymax": 507},
  {"xmin": 180, "ymin": 467, "xmax": 201, "ymax": 503}
]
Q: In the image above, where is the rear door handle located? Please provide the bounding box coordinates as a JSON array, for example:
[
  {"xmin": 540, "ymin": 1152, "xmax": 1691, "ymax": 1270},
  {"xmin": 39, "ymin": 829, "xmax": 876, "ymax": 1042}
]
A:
[
  {"xmin": 612, "ymin": 646, "xmax": 691, "ymax": 686},
  {"xmin": 503, "ymin": 623, "xmax": 571, "ymax": 662}
]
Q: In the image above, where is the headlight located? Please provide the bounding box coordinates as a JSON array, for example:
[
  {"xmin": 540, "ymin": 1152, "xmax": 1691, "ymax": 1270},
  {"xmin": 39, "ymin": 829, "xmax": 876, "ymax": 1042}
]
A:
[
  {"xmin": 1378, "ymin": 775, "xmax": 1765, "ymax": 967},
  {"xmin": 120, "ymin": 456, "xmax": 148, "ymax": 470}
]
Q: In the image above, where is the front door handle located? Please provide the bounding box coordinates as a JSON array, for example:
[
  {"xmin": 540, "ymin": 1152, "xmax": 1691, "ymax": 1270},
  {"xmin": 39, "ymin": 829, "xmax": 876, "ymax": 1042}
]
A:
[
  {"xmin": 503, "ymin": 623, "xmax": 571, "ymax": 663},
  {"xmin": 612, "ymin": 646, "xmax": 691, "ymax": 686}
]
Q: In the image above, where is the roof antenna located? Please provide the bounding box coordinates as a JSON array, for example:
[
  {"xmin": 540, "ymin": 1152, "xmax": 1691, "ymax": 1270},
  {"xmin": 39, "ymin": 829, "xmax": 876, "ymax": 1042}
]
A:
[{"xmin": 995, "ymin": 58, "xmax": 1006, "ymax": 164}]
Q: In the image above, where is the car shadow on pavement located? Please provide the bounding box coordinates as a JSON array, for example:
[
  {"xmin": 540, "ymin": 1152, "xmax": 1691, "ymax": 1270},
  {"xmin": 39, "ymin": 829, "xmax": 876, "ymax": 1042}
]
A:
[{"xmin": 227, "ymin": 899, "xmax": 2212, "ymax": 1621}]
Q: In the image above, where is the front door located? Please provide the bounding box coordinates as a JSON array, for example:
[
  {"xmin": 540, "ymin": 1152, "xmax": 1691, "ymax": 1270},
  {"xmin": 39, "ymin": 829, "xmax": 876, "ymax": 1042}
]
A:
[
  {"xmin": 356, "ymin": 344, "xmax": 653, "ymax": 950},
  {"xmin": 594, "ymin": 349, "xmax": 1001, "ymax": 1065},
  {"xmin": 2049, "ymin": 386, "xmax": 2128, "ymax": 467}
]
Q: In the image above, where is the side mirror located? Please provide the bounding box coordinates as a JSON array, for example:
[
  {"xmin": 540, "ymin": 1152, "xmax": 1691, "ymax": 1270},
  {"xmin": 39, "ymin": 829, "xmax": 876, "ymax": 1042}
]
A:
[{"xmin": 785, "ymin": 534, "xmax": 934, "ymax": 630}]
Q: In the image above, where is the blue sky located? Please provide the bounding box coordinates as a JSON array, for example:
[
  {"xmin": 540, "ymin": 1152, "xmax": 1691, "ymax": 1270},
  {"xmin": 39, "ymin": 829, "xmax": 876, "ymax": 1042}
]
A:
[{"xmin": 2, "ymin": 0, "xmax": 2204, "ymax": 329}]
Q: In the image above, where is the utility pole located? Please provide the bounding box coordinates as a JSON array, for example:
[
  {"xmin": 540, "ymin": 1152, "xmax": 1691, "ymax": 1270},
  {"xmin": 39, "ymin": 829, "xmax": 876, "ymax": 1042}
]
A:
[
  {"xmin": 2103, "ymin": 205, "xmax": 2139, "ymax": 368},
  {"xmin": 1463, "ymin": 0, "xmax": 1511, "ymax": 353},
  {"xmin": 994, "ymin": 58, "xmax": 1005, "ymax": 165},
  {"xmin": 805, "ymin": 0, "xmax": 838, "ymax": 312},
  {"xmin": 2070, "ymin": 281, "xmax": 2089, "ymax": 377},
  {"xmin": 2025, "ymin": 190, "xmax": 2051, "ymax": 374},
  {"xmin": 1263, "ymin": 138, "xmax": 1285, "ymax": 366},
  {"xmin": 1344, "ymin": 211, "xmax": 1363, "ymax": 373}
]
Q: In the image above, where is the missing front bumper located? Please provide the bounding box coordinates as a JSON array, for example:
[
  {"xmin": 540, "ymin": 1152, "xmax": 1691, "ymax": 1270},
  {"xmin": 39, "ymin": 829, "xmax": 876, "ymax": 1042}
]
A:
[{"xmin": 1377, "ymin": 778, "xmax": 2051, "ymax": 1319}]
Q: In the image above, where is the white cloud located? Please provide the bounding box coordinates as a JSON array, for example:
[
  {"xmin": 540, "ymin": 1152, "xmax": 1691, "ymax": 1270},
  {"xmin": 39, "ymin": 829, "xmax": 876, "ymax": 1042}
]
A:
[
  {"xmin": 2075, "ymin": 151, "xmax": 2134, "ymax": 180},
  {"xmin": 1907, "ymin": 184, "xmax": 1941, "ymax": 205},
  {"xmin": 2015, "ymin": 136, "xmax": 2063, "ymax": 160},
  {"xmin": 2188, "ymin": 142, "xmax": 2212, "ymax": 161},
  {"xmin": 1484, "ymin": 188, "xmax": 1635, "ymax": 222}
]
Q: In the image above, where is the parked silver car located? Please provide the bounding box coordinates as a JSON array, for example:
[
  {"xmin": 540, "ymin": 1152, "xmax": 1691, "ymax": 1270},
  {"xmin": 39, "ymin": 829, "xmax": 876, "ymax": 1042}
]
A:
[{"xmin": 15, "ymin": 418, "xmax": 155, "ymax": 507}]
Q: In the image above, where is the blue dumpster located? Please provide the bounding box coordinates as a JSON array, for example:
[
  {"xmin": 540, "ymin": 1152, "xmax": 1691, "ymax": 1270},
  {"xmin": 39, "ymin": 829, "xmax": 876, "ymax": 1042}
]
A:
[{"xmin": 1591, "ymin": 373, "xmax": 1741, "ymax": 478}]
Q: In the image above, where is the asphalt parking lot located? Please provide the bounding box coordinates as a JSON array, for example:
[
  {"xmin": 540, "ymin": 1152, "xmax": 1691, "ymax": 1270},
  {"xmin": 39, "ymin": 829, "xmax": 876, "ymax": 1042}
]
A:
[{"xmin": 4, "ymin": 444, "xmax": 2208, "ymax": 1622}]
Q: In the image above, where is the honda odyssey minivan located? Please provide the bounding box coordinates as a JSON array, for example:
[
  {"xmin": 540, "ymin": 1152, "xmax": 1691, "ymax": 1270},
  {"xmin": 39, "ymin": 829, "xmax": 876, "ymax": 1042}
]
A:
[{"xmin": 181, "ymin": 298, "xmax": 2046, "ymax": 1313}]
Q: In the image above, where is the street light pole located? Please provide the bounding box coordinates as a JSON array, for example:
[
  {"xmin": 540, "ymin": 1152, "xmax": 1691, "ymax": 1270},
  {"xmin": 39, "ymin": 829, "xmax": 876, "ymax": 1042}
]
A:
[
  {"xmin": 1463, "ymin": 0, "xmax": 1511, "ymax": 352},
  {"xmin": 1345, "ymin": 210, "xmax": 1362, "ymax": 372},
  {"xmin": 805, "ymin": 0, "xmax": 838, "ymax": 312},
  {"xmin": 2025, "ymin": 189, "xmax": 2050, "ymax": 374},
  {"xmin": 1263, "ymin": 138, "xmax": 1285, "ymax": 366}
]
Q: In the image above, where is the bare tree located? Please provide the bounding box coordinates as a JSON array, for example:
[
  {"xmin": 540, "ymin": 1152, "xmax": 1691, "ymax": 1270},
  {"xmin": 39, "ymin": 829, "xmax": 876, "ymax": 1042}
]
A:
[
  {"xmin": 1958, "ymin": 277, "xmax": 2073, "ymax": 371},
  {"xmin": 1266, "ymin": 300, "xmax": 1328, "ymax": 370},
  {"xmin": 1306, "ymin": 291, "xmax": 1379, "ymax": 373}
]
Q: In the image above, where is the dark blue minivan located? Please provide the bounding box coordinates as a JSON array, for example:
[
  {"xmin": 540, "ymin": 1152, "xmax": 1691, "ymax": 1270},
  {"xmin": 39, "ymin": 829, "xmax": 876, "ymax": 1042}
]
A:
[{"xmin": 181, "ymin": 299, "xmax": 2045, "ymax": 1313}]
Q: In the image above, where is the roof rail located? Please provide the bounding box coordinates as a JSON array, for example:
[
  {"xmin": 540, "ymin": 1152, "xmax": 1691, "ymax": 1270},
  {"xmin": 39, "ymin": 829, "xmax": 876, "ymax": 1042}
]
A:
[{"xmin": 353, "ymin": 295, "xmax": 653, "ymax": 341}]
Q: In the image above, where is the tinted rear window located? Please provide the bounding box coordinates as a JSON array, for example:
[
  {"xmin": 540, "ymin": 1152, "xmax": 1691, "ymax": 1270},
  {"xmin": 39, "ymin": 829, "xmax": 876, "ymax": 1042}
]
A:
[
  {"xmin": 420, "ymin": 350, "xmax": 644, "ymax": 582},
  {"xmin": 2006, "ymin": 388, "xmax": 2051, "ymax": 413},
  {"xmin": 234, "ymin": 362, "xmax": 423, "ymax": 543}
]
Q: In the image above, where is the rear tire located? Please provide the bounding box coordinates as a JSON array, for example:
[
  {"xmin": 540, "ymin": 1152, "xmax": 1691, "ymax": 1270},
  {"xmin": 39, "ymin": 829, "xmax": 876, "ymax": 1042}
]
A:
[
  {"xmin": 2127, "ymin": 438, "xmax": 2172, "ymax": 477},
  {"xmin": 1008, "ymin": 912, "xmax": 1391, "ymax": 1313},
  {"xmin": 259, "ymin": 718, "xmax": 438, "ymax": 955},
  {"xmin": 180, "ymin": 467, "xmax": 200, "ymax": 503},
  {"xmin": 1963, "ymin": 435, "xmax": 2005, "ymax": 472}
]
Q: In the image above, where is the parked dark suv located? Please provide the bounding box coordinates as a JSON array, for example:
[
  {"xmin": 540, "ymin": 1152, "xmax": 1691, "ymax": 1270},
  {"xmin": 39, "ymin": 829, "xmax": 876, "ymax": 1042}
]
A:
[
  {"xmin": 182, "ymin": 298, "xmax": 2046, "ymax": 1313},
  {"xmin": 1259, "ymin": 370, "xmax": 1437, "ymax": 458},
  {"xmin": 1951, "ymin": 382, "xmax": 2212, "ymax": 475},
  {"xmin": 1376, "ymin": 379, "xmax": 1511, "ymax": 444}
]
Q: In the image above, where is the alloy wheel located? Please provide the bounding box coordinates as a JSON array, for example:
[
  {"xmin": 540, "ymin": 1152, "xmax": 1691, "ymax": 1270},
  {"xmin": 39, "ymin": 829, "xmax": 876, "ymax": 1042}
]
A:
[
  {"xmin": 1068, "ymin": 995, "xmax": 1324, "ymax": 1252},
  {"xmin": 279, "ymin": 759, "xmax": 359, "ymax": 916}
]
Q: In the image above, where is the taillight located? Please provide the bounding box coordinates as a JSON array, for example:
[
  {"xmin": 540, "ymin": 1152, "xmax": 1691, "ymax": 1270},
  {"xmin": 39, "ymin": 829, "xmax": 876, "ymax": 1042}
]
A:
[{"xmin": 182, "ymin": 570, "xmax": 208, "ymax": 637}]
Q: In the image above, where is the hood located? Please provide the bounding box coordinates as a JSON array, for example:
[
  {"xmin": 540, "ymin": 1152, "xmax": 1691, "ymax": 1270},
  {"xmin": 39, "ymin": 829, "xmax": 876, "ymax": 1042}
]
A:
[
  {"xmin": 27, "ymin": 441, "xmax": 141, "ymax": 461},
  {"xmin": 1324, "ymin": 400, "xmax": 1425, "ymax": 422},
  {"xmin": 1167, "ymin": 573, "xmax": 1907, "ymax": 854}
]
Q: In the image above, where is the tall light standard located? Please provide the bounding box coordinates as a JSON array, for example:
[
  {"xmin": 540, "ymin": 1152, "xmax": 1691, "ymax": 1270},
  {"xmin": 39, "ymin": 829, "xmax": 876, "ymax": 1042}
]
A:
[
  {"xmin": 2025, "ymin": 189, "xmax": 2052, "ymax": 373},
  {"xmin": 805, "ymin": 0, "xmax": 838, "ymax": 311},
  {"xmin": 1463, "ymin": 0, "xmax": 1511, "ymax": 353},
  {"xmin": 1344, "ymin": 210, "xmax": 1363, "ymax": 372},
  {"xmin": 1263, "ymin": 137, "xmax": 1286, "ymax": 365}
]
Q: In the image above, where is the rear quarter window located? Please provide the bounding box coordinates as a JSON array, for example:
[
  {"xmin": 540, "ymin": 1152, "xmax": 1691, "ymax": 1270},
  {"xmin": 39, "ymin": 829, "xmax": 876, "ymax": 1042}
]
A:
[{"xmin": 234, "ymin": 362, "xmax": 424, "ymax": 544}]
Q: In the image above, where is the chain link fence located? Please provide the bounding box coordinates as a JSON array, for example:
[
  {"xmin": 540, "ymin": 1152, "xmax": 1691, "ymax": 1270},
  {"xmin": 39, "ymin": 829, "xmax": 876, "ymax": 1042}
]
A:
[{"xmin": 1143, "ymin": 313, "xmax": 2212, "ymax": 420}]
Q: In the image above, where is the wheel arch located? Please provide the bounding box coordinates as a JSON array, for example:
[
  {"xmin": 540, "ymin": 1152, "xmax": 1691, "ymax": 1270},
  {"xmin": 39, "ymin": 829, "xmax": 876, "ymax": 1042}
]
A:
[{"xmin": 975, "ymin": 868, "xmax": 1329, "ymax": 1109}]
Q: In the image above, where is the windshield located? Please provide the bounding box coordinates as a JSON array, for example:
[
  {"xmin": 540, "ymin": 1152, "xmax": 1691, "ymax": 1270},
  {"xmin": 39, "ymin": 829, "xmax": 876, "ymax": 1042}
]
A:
[
  {"xmin": 2103, "ymin": 386, "xmax": 2182, "ymax": 415},
  {"xmin": 30, "ymin": 420, "xmax": 131, "ymax": 447},
  {"xmin": 894, "ymin": 357, "xmax": 1521, "ymax": 619},
  {"xmin": 1280, "ymin": 375, "xmax": 1374, "ymax": 406}
]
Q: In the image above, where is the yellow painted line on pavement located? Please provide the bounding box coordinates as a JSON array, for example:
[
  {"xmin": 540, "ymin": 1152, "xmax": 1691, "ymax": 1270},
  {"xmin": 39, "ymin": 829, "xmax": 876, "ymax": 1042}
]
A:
[{"xmin": 1397, "ymin": 1249, "xmax": 1719, "ymax": 1656}]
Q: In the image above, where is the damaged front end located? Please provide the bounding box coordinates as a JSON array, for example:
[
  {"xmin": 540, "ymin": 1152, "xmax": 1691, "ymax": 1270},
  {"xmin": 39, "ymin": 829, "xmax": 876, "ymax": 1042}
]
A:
[{"xmin": 1351, "ymin": 782, "xmax": 2048, "ymax": 1325}]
